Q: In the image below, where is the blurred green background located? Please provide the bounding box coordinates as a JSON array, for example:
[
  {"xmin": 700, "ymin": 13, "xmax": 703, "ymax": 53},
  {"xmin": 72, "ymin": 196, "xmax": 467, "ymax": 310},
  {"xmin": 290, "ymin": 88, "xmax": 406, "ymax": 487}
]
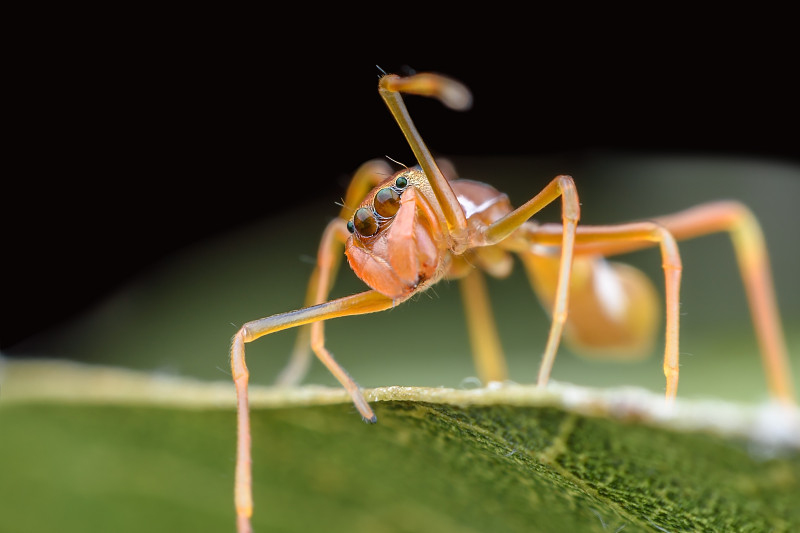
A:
[
  {"xmin": 5, "ymin": 24, "xmax": 800, "ymax": 533},
  {"xmin": 9, "ymin": 154, "xmax": 799, "ymax": 403}
]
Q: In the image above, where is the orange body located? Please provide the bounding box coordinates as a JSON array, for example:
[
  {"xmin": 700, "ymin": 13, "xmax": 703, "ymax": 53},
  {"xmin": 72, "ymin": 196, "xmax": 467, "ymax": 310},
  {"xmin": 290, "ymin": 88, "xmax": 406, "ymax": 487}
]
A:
[
  {"xmin": 228, "ymin": 70, "xmax": 795, "ymax": 533},
  {"xmin": 345, "ymin": 168, "xmax": 660, "ymax": 358},
  {"xmin": 345, "ymin": 170, "xmax": 520, "ymax": 292}
]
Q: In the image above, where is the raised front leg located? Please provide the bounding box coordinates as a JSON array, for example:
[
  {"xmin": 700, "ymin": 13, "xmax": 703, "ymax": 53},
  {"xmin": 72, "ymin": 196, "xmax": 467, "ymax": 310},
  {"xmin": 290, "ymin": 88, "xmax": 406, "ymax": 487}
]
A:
[{"xmin": 378, "ymin": 73, "xmax": 471, "ymax": 252}]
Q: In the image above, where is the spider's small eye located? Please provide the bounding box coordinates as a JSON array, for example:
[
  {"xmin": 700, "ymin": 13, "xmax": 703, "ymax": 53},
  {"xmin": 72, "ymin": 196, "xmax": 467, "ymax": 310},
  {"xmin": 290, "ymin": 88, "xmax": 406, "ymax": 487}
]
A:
[
  {"xmin": 395, "ymin": 175, "xmax": 408, "ymax": 189},
  {"xmin": 353, "ymin": 207, "xmax": 378, "ymax": 236},
  {"xmin": 374, "ymin": 187, "xmax": 401, "ymax": 218},
  {"xmin": 346, "ymin": 219, "xmax": 355, "ymax": 233}
]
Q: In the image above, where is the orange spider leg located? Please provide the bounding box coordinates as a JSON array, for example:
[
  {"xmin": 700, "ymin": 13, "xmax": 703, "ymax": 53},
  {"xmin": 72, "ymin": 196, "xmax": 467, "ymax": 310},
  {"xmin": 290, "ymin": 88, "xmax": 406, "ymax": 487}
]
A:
[
  {"xmin": 530, "ymin": 201, "xmax": 794, "ymax": 404},
  {"xmin": 230, "ymin": 290, "xmax": 393, "ymax": 532},
  {"xmin": 379, "ymin": 74, "xmax": 470, "ymax": 251},
  {"xmin": 483, "ymin": 176, "xmax": 581, "ymax": 389},
  {"xmin": 525, "ymin": 221, "xmax": 682, "ymax": 400},
  {"xmin": 459, "ymin": 268, "xmax": 507, "ymax": 383},
  {"xmin": 277, "ymin": 159, "xmax": 393, "ymax": 386},
  {"xmin": 656, "ymin": 202, "xmax": 794, "ymax": 402}
]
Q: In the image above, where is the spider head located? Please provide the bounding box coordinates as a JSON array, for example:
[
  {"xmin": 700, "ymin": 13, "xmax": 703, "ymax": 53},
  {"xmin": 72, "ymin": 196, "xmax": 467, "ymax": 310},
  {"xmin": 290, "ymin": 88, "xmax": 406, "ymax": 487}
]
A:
[{"xmin": 345, "ymin": 169, "xmax": 446, "ymax": 300}]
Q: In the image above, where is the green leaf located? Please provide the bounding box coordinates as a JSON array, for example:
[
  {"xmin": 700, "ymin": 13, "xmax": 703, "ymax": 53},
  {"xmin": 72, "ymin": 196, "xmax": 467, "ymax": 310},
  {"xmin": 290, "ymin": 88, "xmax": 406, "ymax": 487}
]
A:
[{"xmin": 2, "ymin": 359, "xmax": 799, "ymax": 532}]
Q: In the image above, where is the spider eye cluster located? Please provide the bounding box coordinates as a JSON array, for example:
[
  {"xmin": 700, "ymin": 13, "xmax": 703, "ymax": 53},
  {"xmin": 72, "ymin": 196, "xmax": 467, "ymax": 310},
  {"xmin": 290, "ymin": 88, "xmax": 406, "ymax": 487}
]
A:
[{"xmin": 347, "ymin": 175, "xmax": 409, "ymax": 237}]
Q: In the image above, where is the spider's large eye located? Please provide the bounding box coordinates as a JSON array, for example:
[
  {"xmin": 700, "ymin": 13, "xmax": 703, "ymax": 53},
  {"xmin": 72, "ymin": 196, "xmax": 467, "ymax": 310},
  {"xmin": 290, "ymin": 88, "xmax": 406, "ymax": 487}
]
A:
[
  {"xmin": 353, "ymin": 207, "xmax": 378, "ymax": 236},
  {"xmin": 374, "ymin": 187, "xmax": 400, "ymax": 218}
]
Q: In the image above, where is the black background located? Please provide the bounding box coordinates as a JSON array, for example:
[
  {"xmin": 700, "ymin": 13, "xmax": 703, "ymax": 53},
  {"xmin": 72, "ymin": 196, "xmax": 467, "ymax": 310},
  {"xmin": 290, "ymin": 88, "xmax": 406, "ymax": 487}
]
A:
[{"xmin": 3, "ymin": 25, "xmax": 798, "ymax": 353}]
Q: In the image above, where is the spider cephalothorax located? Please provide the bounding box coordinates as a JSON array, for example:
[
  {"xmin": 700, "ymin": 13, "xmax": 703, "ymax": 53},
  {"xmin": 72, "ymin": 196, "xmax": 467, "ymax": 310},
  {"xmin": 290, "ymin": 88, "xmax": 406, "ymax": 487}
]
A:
[{"xmin": 345, "ymin": 169, "xmax": 446, "ymax": 300}]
